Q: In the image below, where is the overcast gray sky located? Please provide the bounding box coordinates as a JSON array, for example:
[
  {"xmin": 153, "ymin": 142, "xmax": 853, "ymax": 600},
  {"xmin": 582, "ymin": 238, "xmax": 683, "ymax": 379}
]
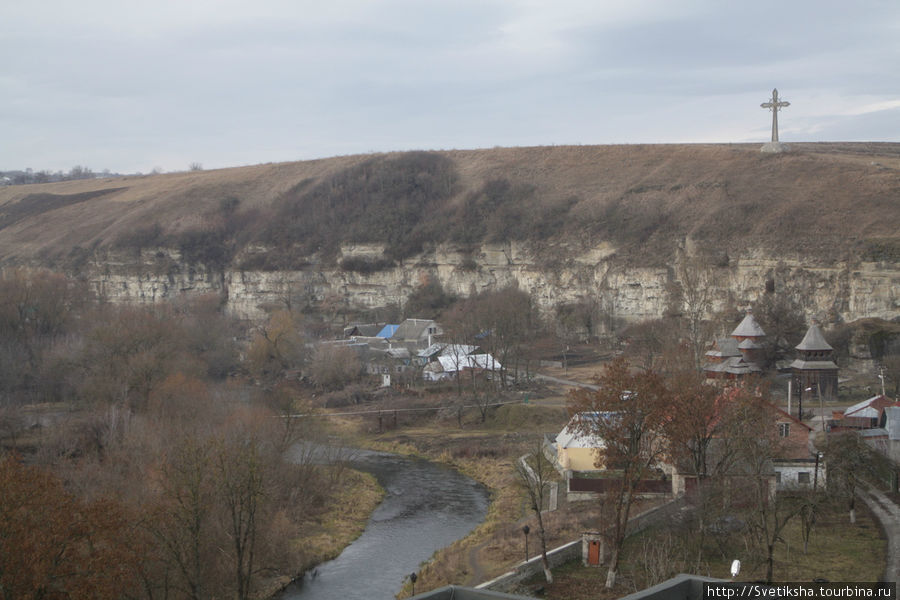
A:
[{"xmin": 3, "ymin": 1, "xmax": 899, "ymax": 174}]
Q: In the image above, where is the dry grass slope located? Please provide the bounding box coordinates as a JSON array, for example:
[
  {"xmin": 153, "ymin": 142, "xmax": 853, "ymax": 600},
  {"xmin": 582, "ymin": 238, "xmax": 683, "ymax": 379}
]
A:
[{"xmin": 1, "ymin": 143, "xmax": 898, "ymax": 268}]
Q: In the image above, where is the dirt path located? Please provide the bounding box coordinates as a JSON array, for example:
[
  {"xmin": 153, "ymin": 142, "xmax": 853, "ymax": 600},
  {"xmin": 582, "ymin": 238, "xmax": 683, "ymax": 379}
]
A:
[
  {"xmin": 465, "ymin": 497, "xmax": 532, "ymax": 585},
  {"xmin": 857, "ymin": 485, "xmax": 899, "ymax": 586},
  {"xmin": 533, "ymin": 373, "xmax": 599, "ymax": 391}
]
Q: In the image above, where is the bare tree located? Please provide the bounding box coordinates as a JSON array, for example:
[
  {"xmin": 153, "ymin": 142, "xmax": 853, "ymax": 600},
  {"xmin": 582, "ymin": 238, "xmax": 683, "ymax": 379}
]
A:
[
  {"xmin": 246, "ymin": 310, "xmax": 307, "ymax": 382},
  {"xmin": 826, "ymin": 431, "xmax": 890, "ymax": 524},
  {"xmin": 671, "ymin": 254, "xmax": 715, "ymax": 372},
  {"xmin": 728, "ymin": 396, "xmax": 810, "ymax": 583},
  {"xmin": 216, "ymin": 435, "xmax": 265, "ymax": 600},
  {"xmin": 515, "ymin": 444, "xmax": 555, "ymax": 583},
  {"xmin": 308, "ymin": 344, "xmax": 362, "ymax": 391},
  {"xmin": 149, "ymin": 437, "xmax": 216, "ymax": 600}
]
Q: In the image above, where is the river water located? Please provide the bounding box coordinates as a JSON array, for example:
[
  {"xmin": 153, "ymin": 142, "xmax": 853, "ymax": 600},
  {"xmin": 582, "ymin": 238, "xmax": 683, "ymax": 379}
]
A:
[{"xmin": 278, "ymin": 448, "xmax": 490, "ymax": 600}]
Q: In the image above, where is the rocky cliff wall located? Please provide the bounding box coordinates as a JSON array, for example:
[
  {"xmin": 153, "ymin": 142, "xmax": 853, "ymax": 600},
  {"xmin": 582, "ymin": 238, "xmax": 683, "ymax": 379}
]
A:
[{"xmin": 85, "ymin": 242, "xmax": 900, "ymax": 326}]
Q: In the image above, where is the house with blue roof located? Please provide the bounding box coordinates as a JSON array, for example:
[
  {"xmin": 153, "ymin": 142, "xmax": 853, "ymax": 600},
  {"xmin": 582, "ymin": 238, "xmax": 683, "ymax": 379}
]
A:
[{"xmin": 376, "ymin": 324, "xmax": 400, "ymax": 339}]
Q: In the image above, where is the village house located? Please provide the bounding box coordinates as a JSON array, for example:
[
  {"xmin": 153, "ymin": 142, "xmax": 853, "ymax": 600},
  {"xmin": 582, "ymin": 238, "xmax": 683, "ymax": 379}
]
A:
[
  {"xmin": 422, "ymin": 351, "xmax": 501, "ymax": 382},
  {"xmin": 667, "ymin": 398, "xmax": 820, "ymax": 494},
  {"xmin": 389, "ymin": 318, "xmax": 442, "ymax": 350},
  {"xmin": 769, "ymin": 404, "xmax": 821, "ymax": 490},
  {"xmin": 342, "ymin": 319, "xmax": 506, "ymax": 384},
  {"xmin": 416, "ymin": 343, "xmax": 479, "ymax": 366},
  {"xmin": 554, "ymin": 412, "xmax": 607, "ymax": 471},
  {"xmin": 830, "ymin": 394, "xmax": 900, "ymax": 431},
  {"xmin": 342, "ymin": 322, "xmax": 386, "ymax": 338},
  {"xmin": 339, "ymin": 318, "xmax": 445, "ymax": 383},
  {"xmin": 861, "ymin": 405, "xmax": 900, "ymax": 463}
]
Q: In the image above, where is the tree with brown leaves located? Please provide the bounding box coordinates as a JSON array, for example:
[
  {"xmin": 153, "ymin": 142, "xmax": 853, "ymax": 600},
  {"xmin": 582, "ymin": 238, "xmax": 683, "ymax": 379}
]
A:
[
  {"xmin": 568, "ymin": 358, "xmax": 673, "ymax": 588},
  {"xmin": 0, "ymin": 455, "xmax": 138, "ymax": 600}
]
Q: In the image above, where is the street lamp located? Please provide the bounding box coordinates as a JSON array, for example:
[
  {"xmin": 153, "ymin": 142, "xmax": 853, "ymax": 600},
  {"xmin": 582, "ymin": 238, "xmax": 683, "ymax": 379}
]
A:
[
  {"xmin": 522, "ymin": 524, "xmax": 530, "ymax": 562},
  {"xmin": 409, "ymin": 572, "xmax": 417, "ymax": 596},
  {"xmin": 814, "ymin": 451, "xmax": 824, "ymax": 491}
]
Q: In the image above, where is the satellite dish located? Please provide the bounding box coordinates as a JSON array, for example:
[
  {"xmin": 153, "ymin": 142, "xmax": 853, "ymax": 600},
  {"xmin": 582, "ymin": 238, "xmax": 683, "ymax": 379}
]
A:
[{"xmin": 731, "ymin": 559, "xmax": 741, "ymax": 578}]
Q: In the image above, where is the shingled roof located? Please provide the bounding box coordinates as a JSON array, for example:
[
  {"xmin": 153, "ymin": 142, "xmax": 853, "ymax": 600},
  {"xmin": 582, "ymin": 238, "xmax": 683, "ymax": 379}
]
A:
[
  {"xmin": 795, "ymin": 321, "xmax": 833, "ymax": 351},
  {"xmin": 731, "ymin": 311, "xmax": 765, "ymax": 338},
  {"xmin": 705, "ymin": 337, "xmax": 741, "ymax": 359}
]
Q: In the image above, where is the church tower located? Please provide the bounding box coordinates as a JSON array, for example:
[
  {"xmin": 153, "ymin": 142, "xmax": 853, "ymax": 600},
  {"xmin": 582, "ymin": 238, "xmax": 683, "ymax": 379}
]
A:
[{"xmin": 790, "ymin": 319, "xmax": 839, "ymax": 406}]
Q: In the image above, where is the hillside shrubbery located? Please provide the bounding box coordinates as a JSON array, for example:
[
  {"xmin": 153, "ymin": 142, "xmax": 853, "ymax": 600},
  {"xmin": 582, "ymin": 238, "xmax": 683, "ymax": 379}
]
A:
[
  {"xmin": 263, "ymin": 152, "xmax": 457, "ymax": 263},
  {"xmin": 105, "ymin": 152, "xmax": 583, "ymax": 269},
  {"xmin": 446, "ymin": 179, "xmax": 576, "ymax": 246}
]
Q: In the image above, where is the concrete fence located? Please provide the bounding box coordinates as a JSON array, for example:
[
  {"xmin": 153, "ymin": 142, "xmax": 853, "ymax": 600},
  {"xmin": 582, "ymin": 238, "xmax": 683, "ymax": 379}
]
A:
[
  {"xmin": 474, "ymin": 539, "xmax": 581, "ymax": 595},
  {"xmin": 475, "ymin": 497, "xmax": 684, "ymax": 595}
]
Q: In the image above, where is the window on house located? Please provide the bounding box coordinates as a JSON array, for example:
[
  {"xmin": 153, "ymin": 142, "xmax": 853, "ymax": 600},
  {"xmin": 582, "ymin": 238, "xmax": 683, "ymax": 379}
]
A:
[
  {"xmin": 778, "ymin": 423, "xmax": 790, "ymax": 437},
  {"xmin": 775, "ymin": 472, "xmax": 782, "ymax": 484},
  {"xmin": 798, "ymin": 472, "xmax": 810, "ymax": 485}
]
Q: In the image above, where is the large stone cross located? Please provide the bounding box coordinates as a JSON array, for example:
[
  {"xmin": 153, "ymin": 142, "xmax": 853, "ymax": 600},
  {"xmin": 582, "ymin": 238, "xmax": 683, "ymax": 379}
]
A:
[{"xmin": 761, "ymin": 88, "xmax": 790, "ymax": 142}]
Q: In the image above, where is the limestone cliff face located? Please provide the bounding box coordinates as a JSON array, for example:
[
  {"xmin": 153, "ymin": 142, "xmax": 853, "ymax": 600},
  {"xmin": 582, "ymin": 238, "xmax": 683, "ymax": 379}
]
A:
[{"xmin": 85, "ymin": 242, "xmax": 899, "ymax": 326}]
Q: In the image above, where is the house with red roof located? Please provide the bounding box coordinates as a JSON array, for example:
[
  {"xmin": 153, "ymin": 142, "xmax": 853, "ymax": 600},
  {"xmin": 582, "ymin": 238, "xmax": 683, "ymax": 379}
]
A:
[{"xmin": 831, "ymin": 395, "xmax": 900, "ymax": 431}]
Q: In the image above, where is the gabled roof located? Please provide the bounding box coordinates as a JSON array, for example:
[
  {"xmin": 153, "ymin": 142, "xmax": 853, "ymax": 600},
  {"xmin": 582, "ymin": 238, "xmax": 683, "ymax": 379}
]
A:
[
  {"xmin": 704, "ymin": 355, "xmax": 763, "ymax": 375},
  {"xmin": 738, "ymin": 338, "xmax": 763, "ymax": 350},
  {"xmin": 768, "ymin": 401, "xmax": 813, "ymax": 431},
  {"xmin": 344, "ymin": 323, "xmax": 384, "ymax": 338},
  {"xmin": 731, "ymin": 311, "xmax": 765, "ymax": 338},
  {"xmin": 436, "ymin": 353, "xmax": 501, "ymax": 373},
  {"xmin": 376, "ymin": 324, "xmax": 399, "ymax": 338},
  {"xmin": 386, "ymin": 347, "xmax": 411, "ymax": 359},
  {"xmin": 417, "ymin": 342, "xmax": 446, "ymax": 358},
  {"xmin": 392, "ymin": 318, "xmax": 438, "ymax": 342},
  {"xmin": 844, "ymin": 395, "xmax": 900, "ymax": 420},
  {"xmin": 440, "ymin": 344, "xmax": 478, "ymax": 359},
  {"xmin": 556, "ymin": 412, "xmax": 608, "ymax": 449},
  {"xmin": 469, "ymin": 354, "xmax": 500, "ymax": 370},
  {"xmin": 795, "ymin": 321, "xmax": 833, "ymax": 351}
]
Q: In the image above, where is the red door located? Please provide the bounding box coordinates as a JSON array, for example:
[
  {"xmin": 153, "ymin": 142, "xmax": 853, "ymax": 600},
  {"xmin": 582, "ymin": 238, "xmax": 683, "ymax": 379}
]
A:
[{"xmin": 588, "ymin": 541, "xmax": 601, "ymax": 565}]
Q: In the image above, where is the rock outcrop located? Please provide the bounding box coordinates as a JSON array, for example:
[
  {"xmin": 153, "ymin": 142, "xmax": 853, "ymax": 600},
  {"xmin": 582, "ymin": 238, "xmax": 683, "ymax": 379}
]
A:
[{"xmin": 85, "ymin": 241, "xmax": 899, "ymax": 327}]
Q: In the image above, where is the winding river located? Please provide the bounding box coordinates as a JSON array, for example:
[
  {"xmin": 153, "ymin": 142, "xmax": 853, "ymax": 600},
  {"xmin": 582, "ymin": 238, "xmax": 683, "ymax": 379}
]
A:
[{"xmin": 278, "ymin": 448, "xmax": 490, "ymax": 600}]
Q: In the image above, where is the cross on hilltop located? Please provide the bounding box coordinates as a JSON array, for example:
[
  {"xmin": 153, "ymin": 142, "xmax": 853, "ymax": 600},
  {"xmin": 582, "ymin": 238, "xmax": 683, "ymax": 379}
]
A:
[{"xmin": 761, "ymin": 88, "xmax": 790, "ymax": 143}]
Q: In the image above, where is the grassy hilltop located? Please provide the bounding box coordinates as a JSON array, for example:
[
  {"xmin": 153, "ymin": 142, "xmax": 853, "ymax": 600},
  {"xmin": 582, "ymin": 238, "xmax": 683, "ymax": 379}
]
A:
[{"xmin": 1, "ymin": 143, "xmax": 899, "ymax": 270}]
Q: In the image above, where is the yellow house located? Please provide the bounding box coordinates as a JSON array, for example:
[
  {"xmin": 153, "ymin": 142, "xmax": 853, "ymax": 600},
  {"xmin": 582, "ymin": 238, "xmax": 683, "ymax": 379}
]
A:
[{"xmin": 556, "ymin": 413, "xmax": 606, "ymax": 471}]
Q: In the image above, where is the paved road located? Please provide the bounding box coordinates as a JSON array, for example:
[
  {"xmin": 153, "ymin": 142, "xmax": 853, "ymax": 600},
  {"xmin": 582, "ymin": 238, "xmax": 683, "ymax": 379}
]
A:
[{"xmin": 857, "ymin": 485, "xmax": 899, "ymax": 589}]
